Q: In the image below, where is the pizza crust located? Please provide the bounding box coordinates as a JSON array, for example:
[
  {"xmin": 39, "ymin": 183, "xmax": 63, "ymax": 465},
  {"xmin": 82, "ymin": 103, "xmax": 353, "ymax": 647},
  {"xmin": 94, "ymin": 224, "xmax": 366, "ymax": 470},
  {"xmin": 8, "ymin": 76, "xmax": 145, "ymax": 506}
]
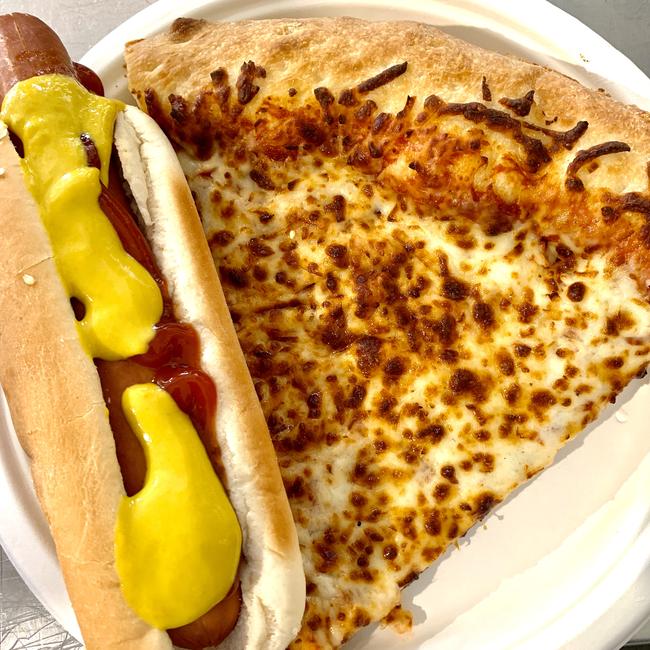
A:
[
  {"xmin": 126, "ymin": 17, "xmax": 650, "ymax": 293},
  {"xmin": 125, "ymin": 17, "xmax": 650, "ymax": 155}
]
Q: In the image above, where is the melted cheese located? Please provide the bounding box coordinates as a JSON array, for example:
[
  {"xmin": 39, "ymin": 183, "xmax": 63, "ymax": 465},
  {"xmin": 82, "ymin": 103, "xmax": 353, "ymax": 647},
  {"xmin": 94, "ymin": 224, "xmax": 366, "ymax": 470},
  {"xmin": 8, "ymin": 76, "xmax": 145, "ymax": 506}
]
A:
[{"xmin": 183, "ymin": 145, "xmax": 650, "ymax": 647}]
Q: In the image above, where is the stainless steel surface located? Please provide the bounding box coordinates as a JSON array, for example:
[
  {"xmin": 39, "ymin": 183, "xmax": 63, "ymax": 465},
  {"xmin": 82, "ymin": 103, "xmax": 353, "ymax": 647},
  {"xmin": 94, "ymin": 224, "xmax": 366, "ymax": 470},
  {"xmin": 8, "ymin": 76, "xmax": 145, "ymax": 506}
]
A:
[
  {"xmin": 0, "ymin": 553, "xmax": 78, "ymax": 649},
  {"xmin": 0, "ymin": 1, "xmax": 649, "ymax": 648}
]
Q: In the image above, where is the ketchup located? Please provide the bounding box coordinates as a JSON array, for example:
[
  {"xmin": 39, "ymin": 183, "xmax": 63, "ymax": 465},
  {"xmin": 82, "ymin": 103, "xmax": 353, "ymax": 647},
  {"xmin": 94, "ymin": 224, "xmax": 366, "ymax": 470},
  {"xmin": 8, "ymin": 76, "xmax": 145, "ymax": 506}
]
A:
[
  {"xmin": 73, "ymin": 70, "xmax": 224, "ymax": 495},
  {"xmin": 99, "ymin": 161, "xmax": 175, "ymax": 322},
  {"xmin": 96, "ymin": 167, "xmax": 222, "ymax": 491},
  {"xmin": 133, "ymin": 322, "xmax": 201, "ymax": 368}
]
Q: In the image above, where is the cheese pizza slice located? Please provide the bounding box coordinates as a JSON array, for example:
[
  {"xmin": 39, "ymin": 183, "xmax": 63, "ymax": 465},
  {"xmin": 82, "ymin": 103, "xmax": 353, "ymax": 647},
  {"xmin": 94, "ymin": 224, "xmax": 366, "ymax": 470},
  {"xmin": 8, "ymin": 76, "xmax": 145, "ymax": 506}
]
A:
[{"xmin": 125, "ymin": 17, "xmax": 650, "ymax": 648}]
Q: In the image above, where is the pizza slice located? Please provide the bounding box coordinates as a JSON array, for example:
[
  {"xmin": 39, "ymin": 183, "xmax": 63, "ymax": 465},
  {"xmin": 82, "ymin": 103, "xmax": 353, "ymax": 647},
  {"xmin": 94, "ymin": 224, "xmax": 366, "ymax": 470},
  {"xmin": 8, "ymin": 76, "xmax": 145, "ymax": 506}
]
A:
[{"xmin": 125, "ymin": 17, "xmax": 650, "ymax": 648}]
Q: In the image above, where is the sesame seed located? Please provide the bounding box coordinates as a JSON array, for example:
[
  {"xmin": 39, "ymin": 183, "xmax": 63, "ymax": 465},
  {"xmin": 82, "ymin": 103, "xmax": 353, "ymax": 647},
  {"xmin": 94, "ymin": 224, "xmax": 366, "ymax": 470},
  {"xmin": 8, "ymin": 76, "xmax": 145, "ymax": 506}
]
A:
[
  {"xmin": 289, "ymin": 230, "xmax": 296, "ymax": 239},
  {"xmin": 22, "ymin": 273, "xmax": 36, "ymax": 286}
]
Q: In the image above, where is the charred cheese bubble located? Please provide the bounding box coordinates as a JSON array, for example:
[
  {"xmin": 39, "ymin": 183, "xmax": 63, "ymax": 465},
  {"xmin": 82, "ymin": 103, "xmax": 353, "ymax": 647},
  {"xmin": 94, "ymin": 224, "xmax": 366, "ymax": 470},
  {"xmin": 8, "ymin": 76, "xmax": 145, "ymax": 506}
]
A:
[
  {"xmin": 117, "ymin": 384, "xmax": 241, "ymax": 629},
  {"xmin": 0, "ymin": 74, "xmax": 161, "ymax": 358}
]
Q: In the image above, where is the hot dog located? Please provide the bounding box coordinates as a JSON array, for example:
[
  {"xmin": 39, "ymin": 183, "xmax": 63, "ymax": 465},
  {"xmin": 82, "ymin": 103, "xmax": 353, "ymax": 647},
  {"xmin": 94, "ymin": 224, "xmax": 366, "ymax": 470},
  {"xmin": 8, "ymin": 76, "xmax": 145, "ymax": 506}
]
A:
[{"xmin": 0, "ymin": 13, "xmax": 305, "ymax": 650}]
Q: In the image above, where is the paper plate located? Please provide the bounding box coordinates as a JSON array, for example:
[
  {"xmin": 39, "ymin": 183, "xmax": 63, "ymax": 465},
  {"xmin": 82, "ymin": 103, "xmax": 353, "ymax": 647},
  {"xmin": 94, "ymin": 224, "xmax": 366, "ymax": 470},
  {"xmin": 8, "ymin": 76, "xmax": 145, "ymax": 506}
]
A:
[{"xmin": 1, "ymin": 1, "xmax": 649, "ymax": 648}]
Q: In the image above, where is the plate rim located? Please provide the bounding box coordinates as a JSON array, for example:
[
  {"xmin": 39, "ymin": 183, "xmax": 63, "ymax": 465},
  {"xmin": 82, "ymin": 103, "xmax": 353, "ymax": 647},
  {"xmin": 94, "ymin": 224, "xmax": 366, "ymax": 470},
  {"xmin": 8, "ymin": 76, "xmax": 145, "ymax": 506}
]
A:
[{"xmin": 1, "ymin": 1, "xmax": 649, "ymax": 648}]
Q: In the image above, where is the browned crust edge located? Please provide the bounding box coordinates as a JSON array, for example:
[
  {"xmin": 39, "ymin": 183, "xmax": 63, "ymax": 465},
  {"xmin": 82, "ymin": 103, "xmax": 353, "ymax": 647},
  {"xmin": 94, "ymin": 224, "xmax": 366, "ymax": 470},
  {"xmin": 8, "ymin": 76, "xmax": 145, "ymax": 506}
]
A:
[{"xmin": 124, "ymin": 16, "xmax": 650, "ymax": 154}]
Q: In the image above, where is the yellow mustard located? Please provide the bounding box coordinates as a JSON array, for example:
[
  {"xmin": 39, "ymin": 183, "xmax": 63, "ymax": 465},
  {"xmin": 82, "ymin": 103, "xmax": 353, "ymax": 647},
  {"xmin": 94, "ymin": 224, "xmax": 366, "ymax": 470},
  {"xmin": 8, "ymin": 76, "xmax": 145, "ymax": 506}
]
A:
[
  {"xmin": 1, "ymin": 75, "xmax": 241, "ymax": 628},
  {"xmin": 117, "ymin": 384, "xmax": 241, "ymax": 629},
  {"xmin": 0, "ymin": 75, "xmax": 161, "ymax": 359}
]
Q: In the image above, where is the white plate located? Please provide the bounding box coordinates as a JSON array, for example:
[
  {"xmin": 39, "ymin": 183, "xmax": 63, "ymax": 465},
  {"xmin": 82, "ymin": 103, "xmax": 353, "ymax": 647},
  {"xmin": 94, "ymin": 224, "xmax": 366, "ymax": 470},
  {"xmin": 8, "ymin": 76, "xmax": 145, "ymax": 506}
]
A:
[{"xmin": 1, "ymin": 1, "xmax": 650, "ymax": 648}]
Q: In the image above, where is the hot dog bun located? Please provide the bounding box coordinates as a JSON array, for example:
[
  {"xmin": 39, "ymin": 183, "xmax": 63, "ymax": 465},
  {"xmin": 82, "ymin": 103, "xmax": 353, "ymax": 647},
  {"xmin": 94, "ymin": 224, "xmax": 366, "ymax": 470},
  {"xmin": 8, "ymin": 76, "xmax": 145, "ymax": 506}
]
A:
[
  {"xmin": 0, "ymin": 14, "xmax": 304, "ymax": 650},
  {"xmin": 0, "ymin": 114, "xmax": 170, "ymax": 650}
]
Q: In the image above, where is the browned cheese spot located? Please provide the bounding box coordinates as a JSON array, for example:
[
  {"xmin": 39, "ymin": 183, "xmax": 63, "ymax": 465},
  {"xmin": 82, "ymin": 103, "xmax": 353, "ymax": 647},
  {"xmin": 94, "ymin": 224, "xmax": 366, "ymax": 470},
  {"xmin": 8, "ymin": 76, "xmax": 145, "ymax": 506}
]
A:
[
  {"xmin": 518, "ymin": 301, "xmax": 539, "ymax": 323},
  {"xmin": 210, "ymin": 67, "xmax": 228, "ymax": 86},
  {"xmin": 219, "ymin": 266, "xmax": 249, "ymax": 288},
  {"xmin": 384, "ymin": 356, "xmax": 407, "ymax": 379},
  {"xmin": 606, "ymin": 310, "xmax": 635, "ymax": 336},
  {"xmin": 496, "ymin": 350, "xmax": 515, "ymax": 376},
  {"xmin": 441, "ymin": 464, "xmax": 458, "ymax": 484},
  {"xmin": 417, "ymin": 424, "xmax": 445, "ymax": 443},
  {"xmin": 356, "ymin": 336, "xmax": 383, "ymax": 375},
  {"xmin": 326, "ymin": 243, "xmax": 349, "ymax": 268},
  {"xmin": 424, "ymin": 510, "xmax": 442, "ymax": 536},
  {"xmin": 481, "ymin": 76, "xmax": 492, "ymax": 102},
  {"xmin": 499, "ymin": 90, "xmax": 535, "ymax": 117},
  {"xmin": 236, "ymin": 60, "xmax": 263, "ymax": 104},
  {"xmin": 357, "ymin": 62, "xmax": 408, "ymax": 93},
  {"xmin": 531, "ymin": 389, "xmax": 557, "ymax": 410},
  {"xmin": 473, "ymin": 452, "xmax": 495, "ymax": 473},
  {"xmin": 209, "ymin": 230, "xmax": 234, "ymax": 247},
  {"xmin": 475, "ymin": 492, "xmax": 497, "ymax": 518},
  {"xmin": 473, "ymin": 301, "xmax": 495, "ymax": 328},
  {"xmin": 566, "ymin": 141, "xmax": 630, "ymax": 191},
  {"xmin": 514, "ymin": 343, "xmax": 532, "ymax": 358},
  {"xmin": 325, "ymin": 195, "xmax": 346, "ymax": 222},
  {"xmin": 434, "ymin": 483, "xmax": 451, "ymax": 501},
  {"xmin": 248, "ymin": 237, "xmax": 274, "ymax": 257},
  {"xmin": 249, "ymin": 169, "xmax": 275, "ymax": 190},
  {"xmin": 338, "ymin": 88, "xmax": 358, "ymax": 106},
  {"xmin": 504, "ymin": 383, "xmax": 521, "ymax": 405},
  {"xmin": 442, "ymin": 277, "xmax": 469, "ymax": 301},
  {"xmin": 168, "ymin": 93, "xmax": 188, "ymax": 124},
  {"xmin": 604, "ymin": 356, "xmax": 624, "ymax": 369},
  {"xmin": 347, "ymin": 385, "xmax": 367, "ymax": 409},
  {"xmin": 449, "ymin": 368, "xmax": 485, "ymax": 401},
  {"xmin": 567, "ymin": 282, "xmax": 586, "ymax": 302},
  {"xmin": 322, "ymin": 306, "xmax": 356, "ymax": 351}
]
